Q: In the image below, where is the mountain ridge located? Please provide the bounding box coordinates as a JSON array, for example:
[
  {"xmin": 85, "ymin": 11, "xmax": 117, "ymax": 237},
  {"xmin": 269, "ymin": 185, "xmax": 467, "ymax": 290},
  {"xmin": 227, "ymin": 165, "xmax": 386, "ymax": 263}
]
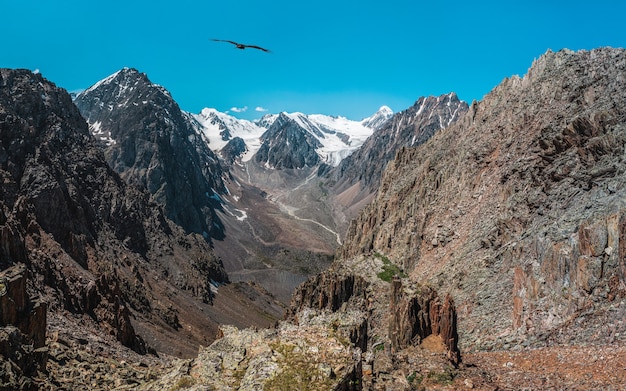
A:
[
  {"xmin": 3, "ymin": 46, "xmax": 626, "ymax": 390},
  {"xmin": 0, "ymin": 68, "xmax": 241, "ymax": 358}
]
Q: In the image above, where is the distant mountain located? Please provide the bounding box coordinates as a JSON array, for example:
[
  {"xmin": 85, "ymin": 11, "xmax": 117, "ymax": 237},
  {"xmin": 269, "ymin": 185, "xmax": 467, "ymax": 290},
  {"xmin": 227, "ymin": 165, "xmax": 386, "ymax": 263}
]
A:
[
  {"xmin": 191, "ymin": 106, "xmax": 393, "ymax": 168},
  {"xmin": 74, "ymin": 68, "xmax": 226, "ymax": 240},
  {"xmin": 254, "ymin": 112, "xmax": 325, "ymax": 169},
  {"xmin": 321, "ymin": 93, "xmax": 469, "ymax": 233},
  {"xmin": 191, "ymin": 108, "xmax": 266, "ymax": 162},
  {"xmin": 360, "ymin": 105, "xmax": 393, "ymax": 129}
]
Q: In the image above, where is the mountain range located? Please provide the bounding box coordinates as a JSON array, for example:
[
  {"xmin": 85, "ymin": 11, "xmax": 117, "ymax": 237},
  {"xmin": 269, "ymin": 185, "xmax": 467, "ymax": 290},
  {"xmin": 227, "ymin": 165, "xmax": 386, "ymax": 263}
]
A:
[
  {"xmin": 192, "ymin": 105, "xmax": 392, "ymax": 168},
  {"xmin": 1, "ymin": 47, "xmax": 625, "ymax": 389}
]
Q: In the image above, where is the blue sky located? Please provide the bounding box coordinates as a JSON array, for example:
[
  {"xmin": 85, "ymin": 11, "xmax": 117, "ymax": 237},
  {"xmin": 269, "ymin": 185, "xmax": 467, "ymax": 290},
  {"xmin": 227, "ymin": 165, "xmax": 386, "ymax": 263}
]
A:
[{"xmin": 3, "ymin": 1, "xmax": 626, "ymax": 120}]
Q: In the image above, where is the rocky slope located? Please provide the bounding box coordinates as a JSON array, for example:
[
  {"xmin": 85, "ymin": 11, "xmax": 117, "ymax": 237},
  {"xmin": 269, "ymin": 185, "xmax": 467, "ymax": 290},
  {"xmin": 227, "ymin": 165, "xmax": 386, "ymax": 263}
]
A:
[
  {"xmin": 340, "ymin": 47, "xmax": 626, "ymax": 355},
  {"xmin": 0, "ymin": 265, "xmax": 46, "ymax": 390},
  {"xmin": 74, "ymin": 68, "xmax": 226, "ymax": 240},
  {"xmin": 6, "ymin": 47, "xmax": 626, "ymax": 390},
  {"xmin": 0, "ymin": 69, "xmax": 284, "ymax": 362}
]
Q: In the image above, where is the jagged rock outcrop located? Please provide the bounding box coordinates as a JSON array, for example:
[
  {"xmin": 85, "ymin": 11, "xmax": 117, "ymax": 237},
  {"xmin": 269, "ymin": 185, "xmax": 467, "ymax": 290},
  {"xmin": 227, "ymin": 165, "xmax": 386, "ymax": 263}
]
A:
[
  {"xmin": 0, "ymin": 264, "xmax": 46, "ymax": 390},
  {"xmin": 74, "ymin": 68, "xmax": 226, "ymax": 239},
  {"xmin": 287, "ymin": 271, "xmax": 368, "ymax": 315},
  {"xmin": 388, "ymin": 277, "xmax": 460, "ymax": 365},
  {"xmin": 339, "ymin": 48, "xmax": 626, "ymax": 351},
  {"xmin": 285, "ymin": 254, "xmax": 462, "ymax": 389},
  {"xmin": 0, "ymin": 68, "xmax": 228, "ymax": 356}
]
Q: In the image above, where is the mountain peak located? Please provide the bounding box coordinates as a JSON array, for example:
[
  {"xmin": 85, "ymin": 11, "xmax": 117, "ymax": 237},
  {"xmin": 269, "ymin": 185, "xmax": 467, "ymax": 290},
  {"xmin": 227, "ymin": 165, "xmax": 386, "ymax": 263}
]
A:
[
  {"xmin": 74, "ymin": 69, "xmax": 227, "ymax": 240},
  {"xmin": 78, "ymin": 68, "xmax": 170, "ymax": 105},
  {"xmin": 361, "ymin": 105, "xmax": 394, "ymax": 129}
]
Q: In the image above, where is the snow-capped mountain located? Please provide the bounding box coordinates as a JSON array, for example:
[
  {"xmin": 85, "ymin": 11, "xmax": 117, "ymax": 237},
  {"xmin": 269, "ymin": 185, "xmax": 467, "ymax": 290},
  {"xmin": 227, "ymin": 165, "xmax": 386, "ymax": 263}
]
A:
[
  {"xmin": 74, "ymin": 67, "xmax": 226, "ymax": 239},
  {"xmin": 192, "ymin": 108, "xmax": 266, "ymax": 162},
  {"xmin": 191, "ymin": 106, "xmax": 393, "ymax": 168}
]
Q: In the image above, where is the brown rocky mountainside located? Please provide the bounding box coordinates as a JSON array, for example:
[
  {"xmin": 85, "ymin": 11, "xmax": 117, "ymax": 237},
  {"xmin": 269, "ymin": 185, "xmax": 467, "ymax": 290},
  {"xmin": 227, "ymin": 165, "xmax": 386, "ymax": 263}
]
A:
[
  {"xmin": 4, "ymin": 47, "xmax": 626, "ymax": 390},
  {"xmin": 341, "ymin": 47, "xmax": 626, "ymax": 359},
  {"xmin": 0, "ymin": 69, "xmax": 283, "ymax": 366}
]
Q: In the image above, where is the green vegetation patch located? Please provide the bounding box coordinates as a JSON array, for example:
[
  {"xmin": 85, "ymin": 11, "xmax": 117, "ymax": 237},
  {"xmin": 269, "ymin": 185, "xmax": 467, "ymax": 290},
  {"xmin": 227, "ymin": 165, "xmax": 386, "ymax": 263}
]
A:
[
  {"xmin": 374, "ymin": 252, "xmax": 407, "ymax": 282},
  {"xmin": 407, "ymin": 371, "xmax": 424, "ymax": 389}
]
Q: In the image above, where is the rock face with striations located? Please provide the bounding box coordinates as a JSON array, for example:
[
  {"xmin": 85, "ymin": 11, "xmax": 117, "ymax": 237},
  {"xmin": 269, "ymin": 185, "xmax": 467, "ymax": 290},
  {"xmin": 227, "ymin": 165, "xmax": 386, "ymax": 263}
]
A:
[
  {"xmin": 0, "ymin": 69, "xmax": 228, "ymax": 356},
  {"xmin": 74, "ymin": 68, "xmax": 226, "ymax": 239},
  {"xmin": 339, "ymin": 48, "xmax": 626, "ymax": 351}
]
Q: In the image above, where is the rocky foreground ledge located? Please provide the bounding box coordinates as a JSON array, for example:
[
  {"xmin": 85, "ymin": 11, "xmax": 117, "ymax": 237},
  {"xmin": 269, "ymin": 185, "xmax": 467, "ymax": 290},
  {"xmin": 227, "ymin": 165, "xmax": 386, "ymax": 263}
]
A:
[{"xmin": 2, "ymin": 254, "xmax": 626, "ymax": 390}]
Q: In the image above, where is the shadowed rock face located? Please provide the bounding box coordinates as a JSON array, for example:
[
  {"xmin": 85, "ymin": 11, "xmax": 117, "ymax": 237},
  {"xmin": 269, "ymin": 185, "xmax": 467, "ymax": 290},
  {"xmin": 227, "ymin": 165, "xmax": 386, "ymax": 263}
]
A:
[
  {"xmin": 339, "ymin": 48, "xmax": 626, "ymax": 350},
  {"xmin": 389, "ymin": 277, "xmax": 460, "ymax": 365},
  {"xmin": 74, "ymin": 68, "xmax": 226, "ymax": 240},
  {"xmin": 0, "ymin": 69, "xmax": 228, "ymax": 355},
  {"xmin": 0, "ymin": 264, "xmax": 47, "ymax": 389}
]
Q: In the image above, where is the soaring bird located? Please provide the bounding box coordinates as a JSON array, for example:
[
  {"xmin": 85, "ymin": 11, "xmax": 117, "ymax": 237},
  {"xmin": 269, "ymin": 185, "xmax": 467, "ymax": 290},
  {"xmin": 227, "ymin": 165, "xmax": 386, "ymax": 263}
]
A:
[{"xmin": 211, "ymin": 39, "xmax": 271, "ymax": 53}]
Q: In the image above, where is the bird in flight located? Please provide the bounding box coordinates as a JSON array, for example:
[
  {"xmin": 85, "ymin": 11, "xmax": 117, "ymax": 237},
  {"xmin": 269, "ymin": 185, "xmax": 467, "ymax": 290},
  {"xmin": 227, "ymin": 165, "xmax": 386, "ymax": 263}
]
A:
[{"xmin": 211, "ymin": 39, "xmax": 271, "ymax": 53}]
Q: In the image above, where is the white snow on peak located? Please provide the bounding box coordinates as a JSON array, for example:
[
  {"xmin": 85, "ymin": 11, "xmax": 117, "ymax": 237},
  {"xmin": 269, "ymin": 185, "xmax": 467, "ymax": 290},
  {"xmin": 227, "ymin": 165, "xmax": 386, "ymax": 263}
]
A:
[
  {"xmin": 191, "ymin": 107, "xmax": 391, "ymax": 167},
  {"xmin": 192, "ymin": 108, "xmax": 266, "ymax": 161},
  {"xmin": 79, "ymin": 69, "xmax": 124, "ymax": 96},
  {"xmin": 89, "ymin": 121, "xmax": 116, "ymax": 146},
  {"xmin": 360, "ymin": 106, "xmax": 394, "ymax": 129},
  {"xmin": 306, "ymin": 113, "xmax": 375, "ymax": 166}
]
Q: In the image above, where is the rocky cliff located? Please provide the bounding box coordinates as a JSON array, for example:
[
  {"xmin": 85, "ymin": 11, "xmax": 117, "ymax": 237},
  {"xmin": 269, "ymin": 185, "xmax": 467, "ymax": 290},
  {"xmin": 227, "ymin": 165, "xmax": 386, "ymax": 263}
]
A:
[
  {"xmin": 0, "ymin": 68, "xmax": 230, "ymax": 357},
  {"xmin": 74, "ymin": 68, "xmax": 226, "ymax": 240},
  {"xmin": 340, "ymin": 48, "xmax": 626, "ymax": 352}
]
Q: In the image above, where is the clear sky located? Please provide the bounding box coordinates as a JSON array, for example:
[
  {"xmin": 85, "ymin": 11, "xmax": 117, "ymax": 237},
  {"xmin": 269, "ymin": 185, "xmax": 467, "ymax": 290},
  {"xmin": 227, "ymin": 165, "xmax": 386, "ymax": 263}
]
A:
[{"xmin": 3, "ymin": 1, "xmax": 626, "ymax": 120}]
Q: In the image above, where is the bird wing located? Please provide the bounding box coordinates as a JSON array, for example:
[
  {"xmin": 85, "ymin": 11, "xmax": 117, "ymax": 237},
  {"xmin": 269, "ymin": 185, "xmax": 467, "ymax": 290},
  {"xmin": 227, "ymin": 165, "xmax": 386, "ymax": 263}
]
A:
[
  {"xmin": 211, "ymin": 38, "xmax": 240, "ymax": 46},
  {"xmin": 243, "ymin": 44, "xmax": 271, "ymax": 52}
]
